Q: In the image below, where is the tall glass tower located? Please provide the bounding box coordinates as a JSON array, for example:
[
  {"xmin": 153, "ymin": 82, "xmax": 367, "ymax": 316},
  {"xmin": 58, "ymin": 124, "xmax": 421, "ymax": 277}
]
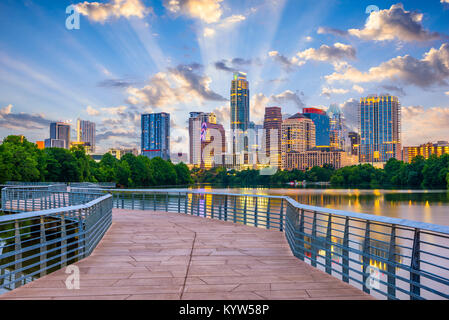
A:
[
  {"xmin": 77, "ymin": 119, "xmax": 96, "ymax": 153},
  {"xmin": 141, "ymin": 113, "xmax": 170, "ymax": 160},
  {"xmin": 303, "ymin": 108, "xmax": 330, "ymax": 147},
  {"xmin": 359, "ymin": 95, "xmax": 401, "ymax": 164},
  {"xmin": 230, "ymin": 72, "xmax": 250, "ymax": 131}
]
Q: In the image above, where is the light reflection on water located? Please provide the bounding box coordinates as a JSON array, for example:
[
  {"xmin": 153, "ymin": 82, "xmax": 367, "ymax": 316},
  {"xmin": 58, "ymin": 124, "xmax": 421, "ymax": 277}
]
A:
[{"xmin": 189, "ymin": 187, "xmax": 449, "ymax": 226}]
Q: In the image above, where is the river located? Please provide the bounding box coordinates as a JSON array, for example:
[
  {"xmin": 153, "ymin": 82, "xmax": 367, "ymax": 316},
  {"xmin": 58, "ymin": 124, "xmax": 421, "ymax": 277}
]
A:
[{"xmin": 187, "ymin": 186, "xmax": 449, "ymax": 227}]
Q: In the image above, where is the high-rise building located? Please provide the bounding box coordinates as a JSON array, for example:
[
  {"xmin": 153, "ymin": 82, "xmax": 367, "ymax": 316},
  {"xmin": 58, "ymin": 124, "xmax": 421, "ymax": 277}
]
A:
[
  {"xmin": 49, "ymin": 122, "xmax": 70, "ymax": 149},
  {"xmin": 303, "ymin": 107, "xmax": 330, "ymax": 147},
  {"xmin": 403, "ymin": 141, "xmax": 449, "ymax": 163},
  {"xmin": 77, "ymin": 119, "xmax": 96, "ymax": 153},
  {"xmin": 230, "ymin": 72, "xmax": 250, "ymax": 131},
  {"xmin": 359, "ymin": 95, "xmax": 401, "ymax": 164},
  {"xmin": 281, "ymin": 113, "xmax": 316, "ymax": 169},
  {"xmin": 348, "ymin": 132, "xmax": 361, "ymax": 156},
  {"xmin": 328, "ymin": 104, "xmax": 345, "ymax": 150},
  {"xmin": 189, "ymin": 112, "xmax": 216, "ymax": 165},
  {"xmin": 141, "ymin": 113, "xmax": 170, "ymax": 160},
  {"xmin": 263, "ymin": 107, "xmax": 282, "ymax": 168},
  {"xmin": 230, "ymin": 72, "xmax": 250, "ymax": 168},
  {"xmin": 189, "ymin": 112, "xmax": 225, "ymax": 168}
]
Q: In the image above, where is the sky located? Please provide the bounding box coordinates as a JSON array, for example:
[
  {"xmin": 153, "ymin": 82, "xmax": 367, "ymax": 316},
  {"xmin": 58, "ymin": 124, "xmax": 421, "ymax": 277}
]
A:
[{"xmin": 0, "ymin": 0, "xmax": 448, "ymax": 154}]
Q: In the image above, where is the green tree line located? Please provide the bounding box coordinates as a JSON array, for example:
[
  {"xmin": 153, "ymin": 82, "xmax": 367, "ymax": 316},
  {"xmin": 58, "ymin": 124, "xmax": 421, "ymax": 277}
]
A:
[
  {"xmin": 191, "ymin": 164, "xmax": 335, "ymax": 186},
  {"xmin": 330, "ymin": 156, "xmax": 449, "ymax": 189},
  {"xmin": 0, "ymin": 135, "xmax": 192, "ymax": 187}
]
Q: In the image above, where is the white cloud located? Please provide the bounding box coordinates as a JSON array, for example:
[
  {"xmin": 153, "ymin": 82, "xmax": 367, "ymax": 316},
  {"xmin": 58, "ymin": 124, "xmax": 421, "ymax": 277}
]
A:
[
  {"xmin": 402, "ymin": 105, "xmax": 449, "ymax": 145},
  {"xmin": 321, "ymin": 87, "xmax": 349, "ymax": 98},
  {"xmin": 164, "ymin": 0, "xmax": 223, "ymax": 24},
  {"xmin": 318, "ymin": 4, "xmax": 443, "ymax": 42},
  {"xmin": 296, "ymin": 43, "xmax": 356, "ymax": 62},
  {"xmin": 326, "ymin": 43, "xmax": 449, "ymax": 88},
  {"xmin": 86, "ymin": 105, "xmax": 100, "ymax": 116},
  {"xmin": 203, "ymin": 27, "xmax": 216, "ymax": 37},
  {"xmin": 75, "ymin": 0, "xmax": 151, "ymax": 22},
  {"xmin": 352, "ymin": 85, "xmax": 365, "ymax": 94}
]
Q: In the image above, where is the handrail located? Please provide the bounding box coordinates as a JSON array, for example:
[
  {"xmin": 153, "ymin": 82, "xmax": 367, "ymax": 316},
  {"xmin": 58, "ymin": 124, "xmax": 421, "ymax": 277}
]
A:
[{"xmin": 2, "ymin": 186, "xmax": 449, "ymax": 300}]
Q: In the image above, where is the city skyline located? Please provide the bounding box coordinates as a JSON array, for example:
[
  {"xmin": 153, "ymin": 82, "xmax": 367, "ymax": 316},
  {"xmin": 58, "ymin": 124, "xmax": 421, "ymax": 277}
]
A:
[{"xmin": 0, "ymin": 1, "xmax": 449, "ymax": 155}]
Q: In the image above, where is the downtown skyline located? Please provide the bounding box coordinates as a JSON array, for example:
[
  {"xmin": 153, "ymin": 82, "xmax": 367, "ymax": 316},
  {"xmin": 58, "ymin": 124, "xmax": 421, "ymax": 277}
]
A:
[{"xmin": 1, "ymin": 0, "xmax": 449, "ymax": 154}]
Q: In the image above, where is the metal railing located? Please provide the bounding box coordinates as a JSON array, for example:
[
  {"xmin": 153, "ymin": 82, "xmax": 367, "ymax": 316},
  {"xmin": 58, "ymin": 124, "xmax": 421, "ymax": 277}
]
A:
[
  {"xmin": 0, "ymin": 188, "xmax": 112, "ymax": 291},
  {"xmin": 1, "ymin": 186, "xmax": 103, "ymax": 213},
  {"xmin": 2, "ymin": 186, "xmax": 449, "ymax": 300},
  {"xmin": 73, "ymin": 188, "xmax": 449, "ymax": 300}
]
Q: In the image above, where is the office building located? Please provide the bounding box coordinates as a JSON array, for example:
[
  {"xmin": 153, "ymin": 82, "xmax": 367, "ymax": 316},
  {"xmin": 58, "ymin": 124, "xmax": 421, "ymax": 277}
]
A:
[
  {"xmin": 141, "ymin": 113, "xmax": 170, "ymax": 160},
  {"xmin": 281, "ymin": 113, "xmax": 316, "ymax": 169},
  {"xmin": 49, "ymin": 122, "xmax": 71, "ymax": 149},
  {"xmin": 108, "ymin": 148, "xmax": 139, "ymax": 160},
  {"xmin": 328, "ymin": 104, "xmax": 345, "ymax": 150},
  {"xmin": 348, "ymin": 132, "xmax": 361, "ymax": 156},
  {"xmin": 77, "ymin": 119, "xmax": 96, "ymax": 153},
  {"xmin": 283, "ymin": 147, "xmax": 358, "ymax": 171},
  {"xmin": 36, "ymin": 141, "xmax": 45, "ymax": 150},
  {"xmin": 44, "ymin": 139, "xmax": 66, "ymax": 149},
  {"xmin": 303, "ymin": 108, "xmax": 330, "ymax": 147},
  {"xmin": 359, "ymin": 95, "xmax": 401, "ymax": 164},
  {"xmin": 230, "ymin": 72, "xmax": 250, "ymax": 131},
  {"xmin": 189, "ymin": 112, "xmax": 226, "ymax": 168},
  {"xmin": 263, "ymin": 107, "xmax": 282, "ymax": 168},
  {"xmin": 403, "ymin": 141, "xmax": 449, "ymax": 163}
]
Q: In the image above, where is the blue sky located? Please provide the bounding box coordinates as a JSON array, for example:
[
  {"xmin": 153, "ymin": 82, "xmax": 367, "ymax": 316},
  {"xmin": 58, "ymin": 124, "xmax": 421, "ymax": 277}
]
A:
[{"xmin": 0, "ymin": 0, "xmax": 448, "ymax": 154}]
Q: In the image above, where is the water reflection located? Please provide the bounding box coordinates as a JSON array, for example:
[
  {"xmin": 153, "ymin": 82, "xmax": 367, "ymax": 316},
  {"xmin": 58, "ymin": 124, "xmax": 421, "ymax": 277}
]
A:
[{"xmin": 190, "ymin": 187, "xmax": 449, "ymax": 226}]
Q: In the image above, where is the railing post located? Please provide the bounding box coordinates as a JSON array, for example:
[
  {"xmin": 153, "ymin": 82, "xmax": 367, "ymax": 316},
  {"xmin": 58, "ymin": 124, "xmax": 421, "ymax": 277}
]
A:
[
  {"xmin": 410, "ymin": 229, "xmax": 421, "ymax": 300},
  {"xmin": 60, "ymin": 214, "xmax": 67, "ymax": 267},
  {"xmin": 154, "ymin": 194, "xmax": 157, "ymax": 211},
  {"xmin": 165, "ymin": 193, "xmax": 169, "ymax": 212},
  {"xmin": 14, "ymin": 219, "xmax": 22, "ymax": 289},
  {"xmin": 362, "ymin": 221, "xmax": 371, "ymax": 294},
  {"xmin": 191, "ymin": 194, "xmax": 194, "ymax": 216},
  {"xmin": 311, "ymin": 211, "xmax": 317, "ymax": 267},
  {"xmin": 387, "ymin": 225, "xmax": 397, "ymax": 299},
  {"xmin": 342, "ymin": 217, "xmax": 350, "ymax": 283},
  {"xmin": 39, "ymin": 216, "xmax": 47, "ymax": 277},
  {"xmin": 325, "ymin": 215, "xmax": 332, "ymax": 275},
  {"xmin": 254, "ymin": 197, "xmax": 258, "ymax": 228},
  {"xmin": 233, "ymin": 196, "xmax": 237, "ymax": 223},
  {"xmin": 267, "ymin": 198, "xmax": 271, "ymax": 230},
  {"xmin": 185, "ymin": 193, "xmax": 188, "ymax": 214},
  {"xmin": 203, "ymin": 196, "xmax": 207, "ymax": 217},
  {"xmin": 279, "ymin": 199, "xmax": 284, "ymax": 232},
  {"xmin": 243, "ymin": 196, "xmax": 247, "ymax": 225},
  {"xmin": 78, "ymin": 209, "xmax": 85, "ymax": 259},
  {"xmin": 211, "ymin": 194, "xmax": 215, "ymax": 219},
  {"xmin": 197, "ymin": 196, "xmax": 200, "ymax": 216},
  {"xmin": 178, "ymin": 193, "xmax": 181, "ymax": 213},
  {"xmin": 131, "ymin": 193, "xmax": 134, "ymax": 210},
  {"xmin": 142, "ymin": 193, "xmax": 145, "ymax": 210},
  {"xmin": 224, "ymin": 195, "xmax": 228, "ymax": 222},
  {"xmin": 298, "ymin": 209, "xmax": 305, "ymax": 260}
]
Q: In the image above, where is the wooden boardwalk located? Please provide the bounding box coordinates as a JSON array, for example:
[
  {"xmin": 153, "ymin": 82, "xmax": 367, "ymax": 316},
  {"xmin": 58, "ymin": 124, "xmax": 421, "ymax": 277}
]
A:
[{"xmin": 0, "ymin": 209, "xmax": 373, "ymax": 300}]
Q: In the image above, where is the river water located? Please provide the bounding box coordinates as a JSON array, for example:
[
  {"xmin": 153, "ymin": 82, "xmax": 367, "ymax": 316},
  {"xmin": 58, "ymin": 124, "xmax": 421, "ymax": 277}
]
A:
[{"xmin": 188, "ymin": 187, "xmax": 449, "ymax": 227}]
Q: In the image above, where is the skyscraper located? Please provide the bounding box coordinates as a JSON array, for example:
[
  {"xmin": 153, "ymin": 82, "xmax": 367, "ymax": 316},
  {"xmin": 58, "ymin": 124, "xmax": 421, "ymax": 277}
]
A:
[
  {"xmin": 263, "ymin": 106, "xmax": 282, "ymax": 168},
  {"xmin": 348, "ymin": 132, "xmax": 361, "ymax": 156},
  {"xmin": 189, "ymin": 112, "xmax": 225, "ymax": 168},
  {"xmin": 46, "ymin": 122, "xmax": 70, "ymax": 149},
  {"xmin": 230, "ymin": 72, "xmax": 250, "ymax": 131},
  {"xmin": 141, "ymin": 113, "xmax": 170, "ymax": 160},
  {"xmin": 281, "ymin": 113, "xmax": 316, "ymax": 169},
  {"xmin": 303, "ymin": 107, "xmax": 330, "ymax": 147},
  {"xmin": 77, "ymin": 119, "xmax": 96, "ymax": 153},
  {"xmin": 328, "ymin": 104, "xmax": 345, "ymax": 150},
  {"xmin": 230, "ymin": 72, "xmax": 250, "ymax": 168},
  {"xmin": 359, "ymin": 95, "xmax": 401, "ymax": 164}
]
